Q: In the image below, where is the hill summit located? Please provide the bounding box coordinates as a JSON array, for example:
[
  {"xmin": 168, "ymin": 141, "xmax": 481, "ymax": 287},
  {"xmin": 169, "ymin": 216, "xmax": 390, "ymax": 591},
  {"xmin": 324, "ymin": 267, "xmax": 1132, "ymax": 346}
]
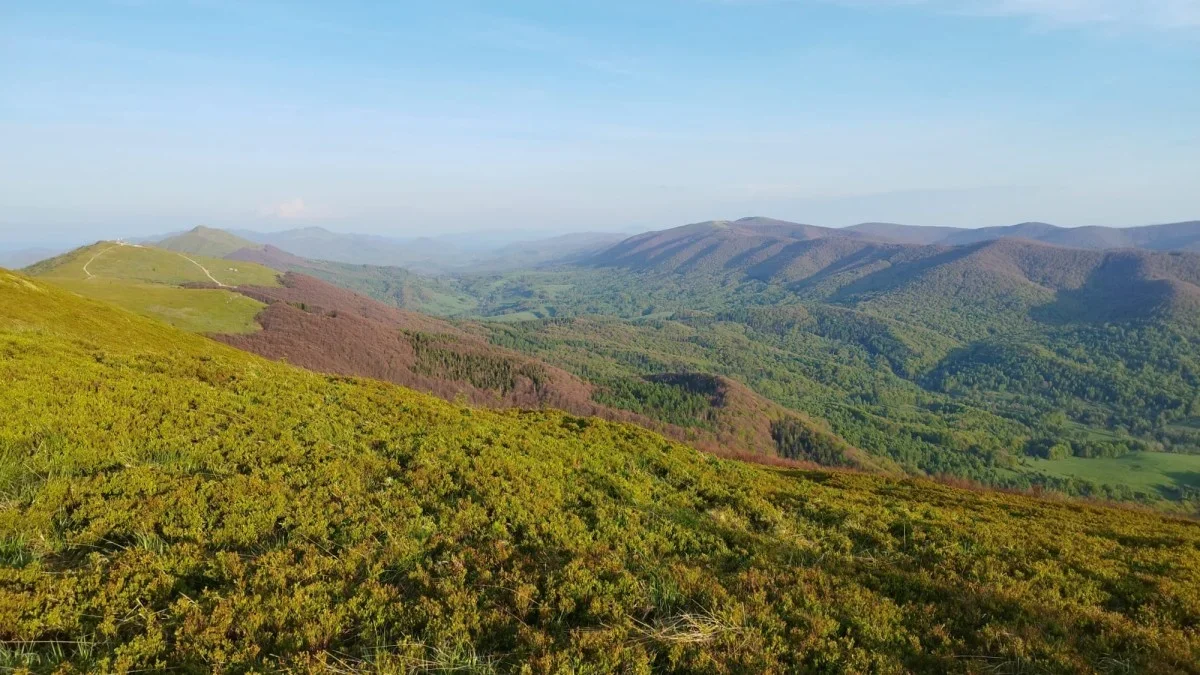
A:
[{"xmin": 156, "ymin": 226, "xmax": 263, "ymax": 258}]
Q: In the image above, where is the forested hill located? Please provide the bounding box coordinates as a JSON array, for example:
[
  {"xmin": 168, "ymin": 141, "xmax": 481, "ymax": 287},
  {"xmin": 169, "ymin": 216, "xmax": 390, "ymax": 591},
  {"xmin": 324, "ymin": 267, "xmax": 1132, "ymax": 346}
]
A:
[
  {"xmin": 591, "ymin": 218, "xmax": 1200, "ymax": 273},
  {"xmin": 26, "ymin": 231, "xmax": 1200, "ymax": 509},
  {"xmin": 848, "ymin": 219, "xmax": 1200, "ymax": 250},
  {"xmin": 432, "ymin": 229, "xmax": 1200, "ymax": 509},
  {"xmin": 587, "ymin": 226, "xmax": 1200, "ymax": 331},
  {"xmin": 215, "ymin": 272, "xmax": 867, "ymax": 467},
  {"xmin": 589, "ymin": 217, "xmax": 868, "ymax": 272},
  {"xmin": 2, "ymin": 267, "xmax": 1199, "ymax": 672}
]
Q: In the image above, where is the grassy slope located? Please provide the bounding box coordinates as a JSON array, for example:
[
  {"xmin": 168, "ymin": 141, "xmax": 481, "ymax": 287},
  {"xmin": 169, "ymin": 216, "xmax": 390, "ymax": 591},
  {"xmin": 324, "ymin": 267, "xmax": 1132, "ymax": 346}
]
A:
[
  {"xmin": 1, "ymin": 270, "xmax": 1199, "ymax": 672},
  {"xmin": 24, "ymin": 242, "xmax": 280, "ymax": 334},
  {"xmin": 27, "ymin": 242, "xmax": 281, "ymax": 286},
  {"xmin": 49, "ymin": 278, "xmax": 266, "ymax": 334},
  {"xmin": 156, "ymin": 226, "xmax": 262, "ymax": 259},
  {"xmin": 26, "ymin": 244, "xmax": 857, "ymax": 465}
]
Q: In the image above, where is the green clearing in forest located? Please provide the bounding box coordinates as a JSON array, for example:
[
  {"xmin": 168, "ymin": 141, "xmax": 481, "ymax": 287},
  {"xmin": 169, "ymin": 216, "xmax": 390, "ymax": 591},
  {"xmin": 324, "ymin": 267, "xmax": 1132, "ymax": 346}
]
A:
[{"xmin": 1027, "ymin": 451, "xmax": 1200, "ymax": 496}]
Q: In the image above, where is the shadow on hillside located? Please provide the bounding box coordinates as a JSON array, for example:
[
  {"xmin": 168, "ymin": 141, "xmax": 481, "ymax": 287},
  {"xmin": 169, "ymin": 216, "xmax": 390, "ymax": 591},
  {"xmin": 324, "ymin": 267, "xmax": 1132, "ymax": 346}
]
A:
[
  {"xmin": 1030, "ymin": 254, "xmax": 1173, "ymax": 325},
  {"xmin": 743, "ymin": 240, "xmax": 881, "ymax": 284},
  {"xmin": 675, "ymin": 242, "xmax": 724, "ymax": 275},
  {"xmin": 1165, "ymin": 471, "xmax": 1200, "ymax": 489},
  {"xmin": 820, "ymin": 246, "xmax": 964, "ymax": 302},
  {"xmin": 722, "ymin": 240, "xmax": 783, "ymax": 273}
]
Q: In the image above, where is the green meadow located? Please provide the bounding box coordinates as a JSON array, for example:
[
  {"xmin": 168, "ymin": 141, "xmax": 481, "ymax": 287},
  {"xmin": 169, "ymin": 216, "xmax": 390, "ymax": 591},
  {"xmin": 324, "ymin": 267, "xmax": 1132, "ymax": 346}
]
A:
[
  {"xmin": 22, "ymin": 242, "xmax": 281, "ymax": 334},
  {"xmin": 1027, "ymin": 451, "xmax": 1200, "ymax": 497}
]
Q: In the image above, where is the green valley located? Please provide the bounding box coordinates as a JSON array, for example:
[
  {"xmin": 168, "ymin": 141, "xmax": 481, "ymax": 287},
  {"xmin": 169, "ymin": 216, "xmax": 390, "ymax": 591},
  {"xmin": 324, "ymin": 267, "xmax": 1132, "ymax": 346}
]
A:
[
  {"xmin": 18, "ymin": 222, "xmax": 1200, "ymax": 513},
  {"xmin": 338, "ymin": 221, "xmax": 1200, "ymax": 511}
]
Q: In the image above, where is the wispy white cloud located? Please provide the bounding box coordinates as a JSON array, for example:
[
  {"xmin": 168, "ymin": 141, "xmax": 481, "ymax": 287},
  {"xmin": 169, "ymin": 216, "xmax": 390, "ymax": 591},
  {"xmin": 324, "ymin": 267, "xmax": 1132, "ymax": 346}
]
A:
[{"xmin": 825, "ymin": 0, "xmax": 1200, "ymax": 30}]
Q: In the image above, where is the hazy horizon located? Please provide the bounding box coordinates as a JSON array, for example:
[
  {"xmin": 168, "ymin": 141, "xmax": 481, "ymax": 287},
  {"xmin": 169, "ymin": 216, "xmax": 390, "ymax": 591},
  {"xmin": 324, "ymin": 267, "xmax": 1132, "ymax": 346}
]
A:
[{"xmin": 7, "ymin": 214, "xmax": 1200, "ymax": 255}]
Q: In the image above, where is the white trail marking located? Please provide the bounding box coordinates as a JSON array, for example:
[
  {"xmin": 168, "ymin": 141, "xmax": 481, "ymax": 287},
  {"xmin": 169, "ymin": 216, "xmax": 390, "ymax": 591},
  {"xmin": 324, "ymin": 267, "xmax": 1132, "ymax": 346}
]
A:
[
  {"xmin": 174, "ymin": 253, "xmax": 228, "ymax": 287},
  {"xmin": 82, "ymin": 246, "xmax": 116, "ymax": 279},
  {"xmin": 81, "ymin": 241, "xmax": 228, "ymax": 287}
]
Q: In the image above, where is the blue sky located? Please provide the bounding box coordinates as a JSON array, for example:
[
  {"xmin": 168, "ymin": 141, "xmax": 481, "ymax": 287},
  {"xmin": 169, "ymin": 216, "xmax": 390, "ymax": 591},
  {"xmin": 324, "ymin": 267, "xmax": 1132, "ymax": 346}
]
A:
[{"xmin": 2, "ymin": 0, "xmax": 1198, "ymax": 242}]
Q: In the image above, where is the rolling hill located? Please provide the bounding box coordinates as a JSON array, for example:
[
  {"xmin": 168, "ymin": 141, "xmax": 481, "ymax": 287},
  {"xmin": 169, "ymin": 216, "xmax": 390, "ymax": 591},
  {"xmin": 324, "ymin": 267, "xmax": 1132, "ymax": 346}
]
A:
[
  {"xmin": 589, "ymin": 223, "xmax": 1200, "ymax": 333},
  {"xmin": 591, "ymin": 217, "xmax": 866, "ymax": 273},
  {"xmin": 155, "ymin": 225, "xmax": 264, "ymax": 258},
  {"xmin": 848, "ymin": 219, "xmax": 1200, "ymax": 251},
  {"xmin": 225, "ymin": 226, "xmax": 629, "ymax": 273},
  {"xmin": 23, "ymin": 241, "xmax": 281, "ymax": 333},
  {"xmin": 594, "ymin": 218, "xmax": 1200, "ymax": 276},
  {"xmin": 22, "ymin": 242, "xmax": 860, "ymax": 467},
  {"xmin": 26, "ymin": 230, "xmax": 1200, "ymax": 505},
  {"xmin": 3, "ymin": 267, "xmax": 1199, "ymax": 672},
  {"xmin": 225, "ymin": 244, "xmax": 478, "ymax": 315},
  {"xmin": 212, "ymin": 272, "xmax": 868, "ymax": 467},
  {"xmin": 448, "ymin": 224, "xmax": 1200, "ymax": 504}
]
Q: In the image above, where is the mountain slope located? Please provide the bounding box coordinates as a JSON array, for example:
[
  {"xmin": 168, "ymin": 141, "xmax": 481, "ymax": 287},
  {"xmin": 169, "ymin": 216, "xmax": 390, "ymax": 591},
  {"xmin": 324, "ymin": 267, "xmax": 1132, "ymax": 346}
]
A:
[
  {"xmin": 215, "ymin": 271, "xmax": 596, "ymax": 409},
  {"xmin": 156, "ymin": 225, "xmax": 263, "ymax": 258},
  {"xmin": 25, "ymin": 243, "xmax": 856, "ymax": 466},
  {"xmin": 215, "ymin": 272, "xmax": 864, "ymax": 466},
  {"xmin": 483, "ymin": 231, "xmax": 628, "ymax": 270},
  {"xmin": 2, "ymin": 268, "xmax": 1198, "ymax": 672},
  {"xmin": 855, "ymin": 219, "xmax": 1200, "ymax": 251},
  {"xmin": 24, "ymin": 242, "xmax": 281, "ymax": 333},
  {"xmin": 227, "ymin": 227, "xmax": 628, "ymax": 273},
  {"xmin": 591, "ymin": 217, "xmax": 866, "ymax": 273},
  {"xmin": 226, "ymin": 244, "xmax": 478, "ymax": 315},
  {"xmin": 592, "ymin": 223, "xmax": 1200, "ymax": 333},
  {"xmin": 815, "ymin": 239, "xmax": 1200, "ymax": 331},
  {"xmin": 1128, "ymin": 221, "xmax": 1200, "ymax": 251},
  {"xmin": 938, "ymin": 222, "xmax": 1063, "ymax": 247}
]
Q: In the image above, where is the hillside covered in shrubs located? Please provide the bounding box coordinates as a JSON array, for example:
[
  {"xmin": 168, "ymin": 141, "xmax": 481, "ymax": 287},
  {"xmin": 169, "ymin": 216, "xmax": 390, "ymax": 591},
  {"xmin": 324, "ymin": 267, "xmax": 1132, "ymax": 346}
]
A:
[{"xmin": 2, "ymin": 269, "xmax": 1199, "ymax": 672}]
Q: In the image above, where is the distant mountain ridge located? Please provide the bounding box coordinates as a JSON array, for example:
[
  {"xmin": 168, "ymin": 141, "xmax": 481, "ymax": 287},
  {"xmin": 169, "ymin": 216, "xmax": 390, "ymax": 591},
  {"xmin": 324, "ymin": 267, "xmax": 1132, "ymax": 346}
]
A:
[
  {"xmin": 222, "ymin": 226, "xmax": 627, "ymax": 272},
  {"xmin": 845, "ymin": 219, "xmax": 1200, "ymax": 251},
  {"xmin": 587, "ymin": 218, "xmax": 1200, "ymax": 331},
  {"xmin": 591, "ymin": 216, "xmax": 1200, "ymax": 276},
  {"xmin": 0, "ymin": 246, "xmax": 64, "ymax": 269},
  {"xmin": 590, "ymin": 217, "xmax": 869, "ymax": 273}
]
